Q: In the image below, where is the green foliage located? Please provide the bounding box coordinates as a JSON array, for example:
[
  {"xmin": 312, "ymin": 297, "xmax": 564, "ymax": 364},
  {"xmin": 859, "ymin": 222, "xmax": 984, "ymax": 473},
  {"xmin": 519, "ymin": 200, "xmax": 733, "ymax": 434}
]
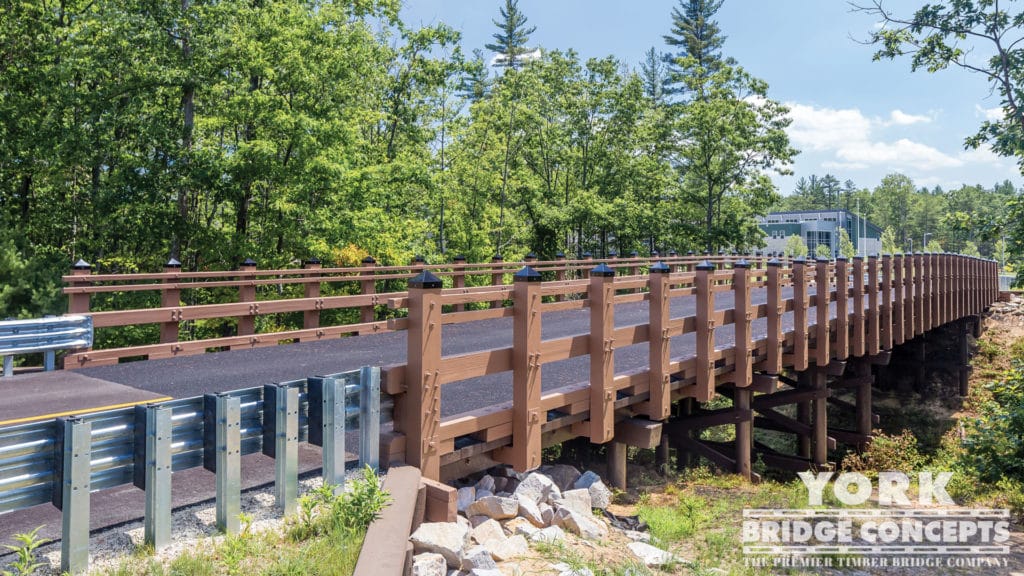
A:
[
  {"xmin": 960, "ymin": 362, "xmax": 1024, "ymax": 484},
  {"xmin": 783, "ymin": 234, "xmax": 807, "ymax": 258},
  {"xmin": 838, "ymin": 227, "xmax": 856, "ymax": 259},
  {"xmin": 815, "ymin": 243, "xmax": 833, "ymax": 260},
  {"xmin": 1, "ymin": 527, "xmax": 48, "ymax": 576},
  {"xmin": 289, "ymin": 466, "xmax": 389, "ymax": 541},
  {"xmin": 926, "ymin": 239, "xmax": 944, "ymax": 252},
  {"xmin": 841, "ymin": 430, "xmax": 925, "ymax": 477},
  {"xmin": 880, "ymin": 226, "xmax": 900, "ymax": 255},
  {"xmin": 962, "ymin": 241, "xmax": 981, "ymax": 257},
  {"xmin": 485, "ymin": 0, "xmax": 536, "ymax": 68}
]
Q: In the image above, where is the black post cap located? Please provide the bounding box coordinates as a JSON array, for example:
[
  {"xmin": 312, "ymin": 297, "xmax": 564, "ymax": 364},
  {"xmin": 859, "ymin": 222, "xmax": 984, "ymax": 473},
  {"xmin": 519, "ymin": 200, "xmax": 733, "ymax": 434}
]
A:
[
  {"xmin": 492, "ymin": 254, "xmax": 503, "ymax": 261},
  {"xmin": 453, "ymin": 255, "xmax": 466, "ymax": 262},
  {"xmin": 409, "ymin": 270, "xmax": 443, "ymax": 289},
  {"xmin": 555, "ymin": 251, "xmax": 566, "ymax": 258},
  {"xmin": 688, "ymin": 251, "xmax": 695, "ymax": 256},
  {"xmin": 608, "ymin": 251, "xmax": 617, "ymax": 258},
  {"xmin": 413, "ymin": 255, "xmax": 426, "ymax": 263},
  {"xmin": 836, "ymin": 256, "xmax": 848, "ymax": 261},
  {"xmin": 853, "ymin": 255, "xmax": 864, "ymax": 260},
  {"xmin": 793, "ymin": 256, "xmax": 807, "ymax": 264},
  {"xmin": 590, "ymin": 263, "xmax": 615, "ymax": 277},
  {"xmin": 733, "ymin": 259, "xmax": 750, "ymax": 269},
  {"xmin": 815, "ymin": 257, "xmax": 830, "ymax": 263},
  {"xmin": 650, "ymin": 261, "xmax": 671, "ymax": 274},
  {"xmin": 165, "ymin": 258, "xmax": 182, "ymax": 268},
  {"xmin": 583, "ymin": 252, "xmax": 592, "ymax": 258},
  {"xmin": 303, "ymin": 258, "xmax": 321, "ymax": 266},
  {"xmin": 651, "ymin": 250, "xmax": 659, "ymax": 257},
  {"xmin": 362, "ymin": 256, "xmax": 376, "ymax": 264},
  {"xmin": 241, "ymin": 258, "xmax": 257, "ymax": 267},
  {"xmin": 72, "ymin": 259, "xmax": 91, "ymax": 270},
  {"xmin": 514, "ymin": 266, "xmax": 542, "ymax": 282},
  {"xmin": 767, "ymin": 258, "xmax": 783, "ymax": 267},
  {"xmin": 695, "ymin": 260, "xmax": 715, "ymax": 271},
  {"xmin": 668, "ymin": 250, "xmax": 677, "ymax": 256},
  {"xmin": 719, "ymin": 250, "xmax": 726, "ymax": 256},
  {"xmin": 630, "ymin": 250, "xmax": 639, "ymax": 257},
  {"xmin": 525, "ymin": 252, "xmax": 537, "ymax": 260}
]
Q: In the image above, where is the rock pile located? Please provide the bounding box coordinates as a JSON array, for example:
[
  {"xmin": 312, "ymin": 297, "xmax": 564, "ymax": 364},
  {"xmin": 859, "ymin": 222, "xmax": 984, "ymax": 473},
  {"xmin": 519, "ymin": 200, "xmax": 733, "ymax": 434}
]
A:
[
  {"xmin": 989, "ymin": 294, "xmax": 1024, "ymax": 325},
  {"xmin": 409, "ymin": 463, "xmax": 659, "ymax": 575}
]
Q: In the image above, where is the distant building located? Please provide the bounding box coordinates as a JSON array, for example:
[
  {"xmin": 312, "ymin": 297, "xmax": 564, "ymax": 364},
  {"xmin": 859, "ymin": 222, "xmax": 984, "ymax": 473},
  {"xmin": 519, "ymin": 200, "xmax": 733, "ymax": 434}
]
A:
[{"xmin": 757, "ymin": 209, "xmax": 883, "ymax": 257}]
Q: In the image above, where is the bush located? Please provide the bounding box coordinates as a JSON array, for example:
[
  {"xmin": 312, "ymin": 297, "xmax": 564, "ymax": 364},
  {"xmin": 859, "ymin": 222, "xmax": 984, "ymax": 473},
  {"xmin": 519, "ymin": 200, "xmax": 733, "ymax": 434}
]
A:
[
  {"xmin": 959, "ymin": 362, "xmax": 1024, "ymax": 483},
  {"xmin": 841, "ymin": 430, "xmax": 924, "ymax": 477}
]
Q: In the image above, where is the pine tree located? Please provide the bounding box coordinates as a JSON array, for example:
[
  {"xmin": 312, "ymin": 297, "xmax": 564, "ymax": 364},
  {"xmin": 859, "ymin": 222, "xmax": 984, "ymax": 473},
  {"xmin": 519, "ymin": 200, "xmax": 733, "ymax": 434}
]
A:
[
  {"xmin": 640, "ymin": 47, "xmax": 668, "ymax": 103},
  {"xmin": 662, "ymin": 0, "xmax": 730, "ymax": 99},
  {"xmin": 485, "ymin": 0, "xmax": 536, "ymax": 69}
]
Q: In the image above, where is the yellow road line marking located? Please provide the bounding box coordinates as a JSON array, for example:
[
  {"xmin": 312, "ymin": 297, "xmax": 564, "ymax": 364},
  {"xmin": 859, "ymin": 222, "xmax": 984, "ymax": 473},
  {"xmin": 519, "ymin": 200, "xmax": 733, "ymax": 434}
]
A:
[{"xmin": 0, "ymin": 397, "xmax": 174, "ymax": 427}]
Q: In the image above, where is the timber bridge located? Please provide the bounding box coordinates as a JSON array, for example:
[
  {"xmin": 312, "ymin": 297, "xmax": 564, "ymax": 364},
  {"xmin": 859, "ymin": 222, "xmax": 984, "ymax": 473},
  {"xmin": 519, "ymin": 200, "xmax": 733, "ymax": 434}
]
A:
[{"xmin": 0, "ymin": 251, "xmax": 1002, "ymax": 571}]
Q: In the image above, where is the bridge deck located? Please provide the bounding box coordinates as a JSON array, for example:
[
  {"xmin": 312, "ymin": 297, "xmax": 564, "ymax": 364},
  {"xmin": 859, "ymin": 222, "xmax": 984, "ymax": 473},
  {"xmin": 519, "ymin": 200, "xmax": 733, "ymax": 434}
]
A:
[{"xmin": 8, "ymin": 286, "xmax": 820, "ymax": 423}]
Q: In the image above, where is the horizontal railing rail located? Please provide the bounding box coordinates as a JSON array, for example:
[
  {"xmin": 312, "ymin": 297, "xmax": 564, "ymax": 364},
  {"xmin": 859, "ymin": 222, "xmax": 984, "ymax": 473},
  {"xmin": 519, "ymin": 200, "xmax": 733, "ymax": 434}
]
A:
[
  {"xmin": 0, "ymin": 366, "xmax": 392, "ymax": 574},
  {"xmin": 62, "ymin": 253, "xmax": 752, "ymax": 367},
  {"xmin": 0, "ymin": 316, "xmax": 93, "ymax": 377}
]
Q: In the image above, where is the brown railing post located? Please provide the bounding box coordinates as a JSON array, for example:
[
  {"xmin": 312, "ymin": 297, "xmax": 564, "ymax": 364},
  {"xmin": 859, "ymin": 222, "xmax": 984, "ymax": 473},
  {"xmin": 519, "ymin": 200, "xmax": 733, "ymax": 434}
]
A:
[
  {"xmin": 872, "ymin": 254, "xmax": 888, "ymax": 352},
  {"xmin": 914, "ymin": 253, "xmax": 924, "ymax": 336},
  {"xmin": 766, "ymin": 258, "xmax": 784, "ymax": 375},
  {"xmin": 303, "ymin": 258, "xmax": 322, "ymax": 332},
  {"xmin": 629, "ymin": 250, "xmax": 641, "ymax": 294},
  {"xmin": 853, "ymin": 256, "xmax": 865, "ymax": 357},
  {"xmin": 904, "ymin": 253, "xmax": 915, "ymax": 339},
  {"xmin": 814, "ymin": 257, "xmax": 831, "ymax": 367},
  {"xmin": 589, "ymin": 263, "xmax": 616, "ymax": 443},
  {"xmin": 732, "ymin": 259, "xmax": 753, "ymax": 386},
  {"xmin": 554, "ymin": 252, "xmax": 567, "ymax": 302},
  {"xmin": 490, "ymin": 255, "xmax": 504, "ymax": 309},
  {"xmin": 451, "ymin": 255, "xmax": 466, "ymax": 313},
  {"xmin": 893, "ymin": 254, "xmax": 905, "ymax": 345},
  {"xmin": 524, "ymin": 252, "xmax": 537, "ymax": 264},
  {"xmin": 160, "ymin": 258, "xmax": 182, "ymax": 345},
  {"xmin": 695, "ymin": 260, "xmax": 716, "ymax": 402},
  {"xmin": 68, "ymin": 259, "xmax": 92, "ymax": 315},
  {"xmin": 937, "ymin": 253, "xmax": 946, "ymax": 326},
  {"xmin": 926, "ymin": 253, "xmax": 936, "ymax": 329},
  {"xmin": 792, "ymin": 257, "xmax": 809, "ymax": 371},
  {"xmin": 648, "ymin": 262, "xmax": 672, "ymax": 420},
  {"xmin": 507, "ymin": 266, "xmax": 542, "ymax": 471},
  {"xmin": 404, "ymin": 270, "xmax": 443, "ymax": 479},
  {"xmin": 360, "ymin": 256, "xmax": 377, "ymax": 324},
  {"xmin": 835, "ymin": 257, "xmax": 849, "ymax": 360},
  {"xmin": 237, "ymin": 258, "xmax": 257, "ymax": 338}
]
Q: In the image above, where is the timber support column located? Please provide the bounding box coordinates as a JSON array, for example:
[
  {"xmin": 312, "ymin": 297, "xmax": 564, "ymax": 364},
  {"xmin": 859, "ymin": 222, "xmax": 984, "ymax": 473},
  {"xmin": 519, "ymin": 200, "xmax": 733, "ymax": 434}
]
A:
[
  {"xmin": 360, "ymin": 256, "xmax": 377, "ymax": 324},
  {"xmin": 405, "ymin": 270, "xmax": 443, "ymax": 479},
  {"xmin": 793, "ymin": 258, "xmax": 809, "ymax": 371},
  {"xmin": 648, "ymin": 262, "xmax": 672, "ymax": 419},
  {"xmin": 555, "ymin": 252, "xmax": 567, "ymax": 302},
  {"xmin": 588, "ymin": 263, "xmax": 617, "ymax": 444},
  {"xmin": 959, "ymin": 318, "xmax": 971, "ymax": 397},
  {"xmin": 735, "ymin": 386, "xmax": 752, "ymax": 481},
  {"xmin": 797, "ymin": 371, "xmax": 812, "ymax": 460},
  {"xmin": 814, "ymin": 257, "xmax": 831, "ymax": 368},
  {"xmin": 812, "ymin": 368, "xmax": 829, "ymax": 467},
  {"xmin": 607, "ymin": 441, "xmax": 627, "ymax": 490},
  {"xmin": 451, "ymin": 255, "xmax": 467, "ymax": 312},
  {"xmin": 161, "ymin": 258, "xmax": 182, "ymax": 345},
  {"xmin": 500, "ymin": 266, "xmax": 543, "ymax": 471},
  {"xmin": 303, "ymin": 258, "xmax": 322, "ymax": 332},
  {"xmin": 732, "ymin": 259, "xmax": 753, "ymax": 480},
  {"xmin": 855, "ymin": 360, "xmax": 873, "ymax": 450},
  {"xmin": 766, "ymin": 258, "xmax": 784, "ymax": 376},
  {"xmin": 237, "ymin": 258, "xmax": 257, "ymax": 339}
]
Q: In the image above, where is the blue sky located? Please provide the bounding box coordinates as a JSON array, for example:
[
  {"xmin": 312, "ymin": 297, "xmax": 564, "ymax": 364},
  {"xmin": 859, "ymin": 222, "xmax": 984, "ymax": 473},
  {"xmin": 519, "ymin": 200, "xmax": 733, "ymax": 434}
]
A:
[{"xmin": 400, "ymin": 0, "xmax": 1024, "ymax": 194}]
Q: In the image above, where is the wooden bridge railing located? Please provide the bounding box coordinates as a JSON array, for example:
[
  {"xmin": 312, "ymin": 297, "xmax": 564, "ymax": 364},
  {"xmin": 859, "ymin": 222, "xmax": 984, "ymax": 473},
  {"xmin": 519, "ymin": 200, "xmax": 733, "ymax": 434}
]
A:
[
  {"xmin": 380, "ymin": 253, "xmax": 999, "ymax": 481},
  {"xmin": 62, "ymin": 252, "xmax": 719, "ymax": 367}
]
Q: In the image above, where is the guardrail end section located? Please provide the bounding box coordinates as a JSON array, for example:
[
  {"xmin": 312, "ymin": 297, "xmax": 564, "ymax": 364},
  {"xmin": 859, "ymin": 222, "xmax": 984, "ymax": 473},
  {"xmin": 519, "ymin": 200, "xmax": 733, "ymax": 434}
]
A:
[{"xmin": 57, "ymin": 416, "xmax": 91, "ymax": 574}]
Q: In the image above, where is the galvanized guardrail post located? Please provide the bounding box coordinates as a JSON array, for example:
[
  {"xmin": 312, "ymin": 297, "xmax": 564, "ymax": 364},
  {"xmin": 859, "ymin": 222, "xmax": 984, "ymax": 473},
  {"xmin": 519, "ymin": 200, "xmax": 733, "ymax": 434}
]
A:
[
  {"xmin": 308, "ymin": 376, "xmax": 346, "ymax": 487},
  {"xmin": 205, "ymin": 393, "xmax": 241, "ymax": 534},
  {"xmin": 59, "ymin": 416, "xmax": 91, "ymax": 574},
  {"xmin": 264, "ymin": 383, "xmax": 299, "ymax": 515},
  {"xmin": 144, "ymin": 405, "xmax": 172, "ymax": 549},
  {"xmin": 359, "ymin": 366, "xmax": 381, "ymax": 470}
]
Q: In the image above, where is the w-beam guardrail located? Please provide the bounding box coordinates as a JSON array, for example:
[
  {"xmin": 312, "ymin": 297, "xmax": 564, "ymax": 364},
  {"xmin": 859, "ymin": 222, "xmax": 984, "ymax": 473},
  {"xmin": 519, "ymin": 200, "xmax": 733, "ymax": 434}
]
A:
[
  {"xmin": 0, "ymin": 366, "xmax": 390, "ymax": 574},
  {"xmin": 0, "ymin": 316, "xmax": 93, "ymax": 377}
]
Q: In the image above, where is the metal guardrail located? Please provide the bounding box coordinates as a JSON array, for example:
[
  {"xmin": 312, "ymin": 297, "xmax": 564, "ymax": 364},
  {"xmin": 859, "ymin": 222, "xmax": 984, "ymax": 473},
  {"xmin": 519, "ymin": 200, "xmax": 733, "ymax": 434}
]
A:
[
  {"xmin": 999, "ymin": 274, "xmax": 1016, "ymax": 291},
  {"xmin": 0, "ymin": 366, "xmax": 390, "ymax": 574},
  {"xmin": 0, "ymin": 315, "xmax": 93, "ymax": 377}
]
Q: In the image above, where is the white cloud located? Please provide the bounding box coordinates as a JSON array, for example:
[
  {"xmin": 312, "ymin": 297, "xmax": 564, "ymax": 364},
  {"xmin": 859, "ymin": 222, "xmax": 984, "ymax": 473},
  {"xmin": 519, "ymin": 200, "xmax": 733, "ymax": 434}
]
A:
[
  {"xmin": 957, "ymin": 143, "xmax": 1006, "ymax": 166},
  {"xmin": 785, "ymin": 102, "xmax": 961, "ymax": 172},
  {"xmin": 887, "ymin": 109, "xmax": 932, "ymax": 125},
  {"xmin": 974, "ymin": 104, "xmax": 1003, "ymax": 122}
]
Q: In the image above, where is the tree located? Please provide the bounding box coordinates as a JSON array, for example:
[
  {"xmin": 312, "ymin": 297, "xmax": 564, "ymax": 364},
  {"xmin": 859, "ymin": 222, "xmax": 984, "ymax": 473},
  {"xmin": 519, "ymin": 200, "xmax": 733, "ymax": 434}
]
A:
[
  {"xmin": 872, "ymin": 173, "xmax": 915, "ymax": 247},
  {"xmin": 839, "ymin": 228, "xmax": 857, "ymax": 259},
  {"xmin": 926, "ymin": 239, "xmax": 944, "ymax": 252},
  {"xmin": 963, "ymin": 241, "xmax": 981, "ymax": 257},
  {"xmin": 640, "ymin": 47, "xmax": 669, "ymax": 104},
  {"xmin": 785, "ymin": 235, "xmax": 808, "ymax": 258},
  {"xmin": 485, "ymin": 0, "xmax": 536, "ymax": 69},
  {"xmin": 663, "ymin": 0, "xmax": 729, "ymax": 99},
  {"xmin": 815, "ymin": 243, "xmax": 833, "ymax": 259},
  {"xmin": 856, "ymin": 1, "xmax": 1024, "ymax": 267},
  {"xmin": 881, "ymin": 227, "xmax": 900, "ymax": 254}
]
